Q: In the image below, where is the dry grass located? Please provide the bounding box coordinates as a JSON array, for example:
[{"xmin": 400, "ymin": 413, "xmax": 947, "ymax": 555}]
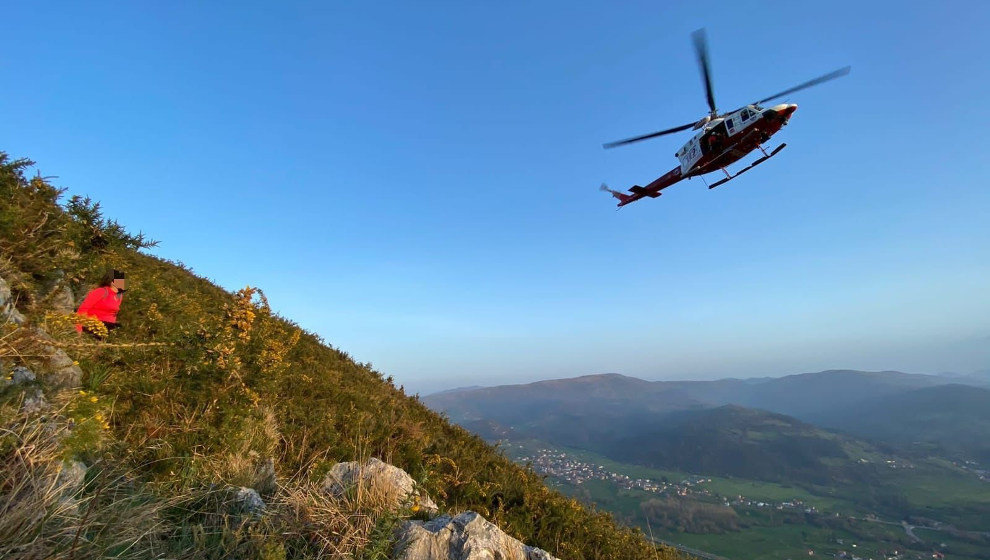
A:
[
  {"xmin": 0, "ymin": 405, "xmax": 406, "ymax": 559},
  {"xmin": 0, "ymin": 413, "xmax": 173, "ymax": 560}
]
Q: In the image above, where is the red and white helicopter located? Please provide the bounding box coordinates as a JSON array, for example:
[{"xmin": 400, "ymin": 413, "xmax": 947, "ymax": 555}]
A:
[{"xmin": 601, "ymin": 29, "xmax": 849, "ymax": 207}]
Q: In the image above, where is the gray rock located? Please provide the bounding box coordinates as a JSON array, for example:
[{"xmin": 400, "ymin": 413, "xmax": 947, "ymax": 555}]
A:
[
  {"xmin": 233, "ymin": 486, "xmax": 266, "ymax": 515},
  {"xmin": 45, "ymin": 270, "xmax": 76, "ymax": 314},
  {"xmin": 323, "ymin": 458, "xmax": 438, "ymax": 515},
  {"xmin": 43, "ymin": 347, "xmax": 82, "ymax": 389},
  {"xmin": 30, "ymin": 328, "xmax": 82, "ymax": 389},
  {"xmin": 51, "ymin": 460, "xmax": 88, "ymax": 516},
  {"xmin": 55, "ymin": 460, "xmax": 88, "ymax": 496},
  {"xmin": 2, "ymin": 365, "xmax": 36, "ymax": 389},
  {"xmin": 0, "ymin": 275, "xmax": 27, "ymax": 326},
  {"xmin": 11, "ymin": 365, "xmax": 36, "ymax": 384},
  {"xmin": 394, "ymin": 511, "xmax": 560, "ymax": 560},
  {"xmin": 253, "ymin": 457, "xmax": 277, "ymax": 497},
  {"xmin": 21, "ymin": 387, "xmax": 49, "ymax": 414}
]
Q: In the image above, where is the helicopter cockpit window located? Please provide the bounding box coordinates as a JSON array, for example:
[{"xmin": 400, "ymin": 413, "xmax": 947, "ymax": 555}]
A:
[{"xmin": 741, "ymin": 109, "xmax": 751, "ymax": 121}]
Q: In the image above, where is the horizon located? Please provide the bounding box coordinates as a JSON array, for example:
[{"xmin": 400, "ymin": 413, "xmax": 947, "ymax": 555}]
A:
[
  {"xmin": 421, "ymin": 367, "xmax": 990, "ymax": 396},
  {"xmin": 3, "ymin": 1, "xmax": 988, "ymax": 396}
]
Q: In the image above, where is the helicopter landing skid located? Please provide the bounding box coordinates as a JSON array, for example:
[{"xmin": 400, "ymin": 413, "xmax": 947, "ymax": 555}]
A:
[{"xmin": 708, "ymin": 143, "xmax": 787, "ymax": 189}]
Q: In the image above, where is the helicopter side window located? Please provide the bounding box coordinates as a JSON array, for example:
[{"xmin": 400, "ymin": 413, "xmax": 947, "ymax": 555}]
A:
[{"xmin": 741, "ymin": 109, "xmax": 750, "ymax": 121}]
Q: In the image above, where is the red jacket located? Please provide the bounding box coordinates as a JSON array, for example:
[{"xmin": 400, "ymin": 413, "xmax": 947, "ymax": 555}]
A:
[{"xmin": 75, "ymin": 286, "xmax": 122, "ymax": 331}]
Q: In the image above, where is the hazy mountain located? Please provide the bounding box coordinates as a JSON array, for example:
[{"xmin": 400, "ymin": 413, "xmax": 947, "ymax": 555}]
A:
[
  {"xmin": 429, "ymin": 373, "xmax": 705, "ymax": 450},
  {"xmin": 426, "ymin": 369, "xmax": 990, "ymax": 476},
  {"xmin": 811, "ymin": 384, "xmax": 990, "ymax": 463},
  {"xmin": 602, "ymin": 405, "xmax": 881, "ymax": 485},
  {"xmin": 427, "ymin": 373, "xmax": 895, "ymax": 486},
  {"xmin": 428, "ymin": 369, "xmax": 958, "ymax": 423},
  {"xmin": 660, "ymin": 369, "xmax": 952, "ymax": 420}
]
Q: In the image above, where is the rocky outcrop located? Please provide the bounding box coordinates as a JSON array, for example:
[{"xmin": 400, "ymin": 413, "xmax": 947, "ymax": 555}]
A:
[
  {"xmin": 1, "ymin": 273, "xmax": 81, "ymax": 389},
  {"xmin": 2, "ymin": 366, "xmax": 48, "ymax": 414},
  {"xmin": 21, "ymin": 387, "xmax": 49, "ymax": 414},
  {"xmin": 45, "ymin": 270, "xmax": 76, "ymax": 314},
  {"xmin": 323, "ymin": 457, "xmax": 438, "ymax": 515},
  {"xmin": 254, "ymin": 457, "xmax": 277, "ymax": 497},
  {"xmin": 2, "ymin": 365, "xmax": 36, "ymax": 388},
  {"xmin": 394, "ymin": 512, "xmax": 560, "ymax": 560},
  {"xmin": 34, "ymin": 332, "xmax": 82, "ymax": 389},
  {"xmin": 232, "ymin": 486, "xmax": 266, "ymax": 515},
  {"xmin": 0, "ymin": 275, "xmax": 27, "ymax": 326}
]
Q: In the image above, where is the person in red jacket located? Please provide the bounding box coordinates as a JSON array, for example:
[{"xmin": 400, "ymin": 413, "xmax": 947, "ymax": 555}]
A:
[{"xmin": 75, "ymin": 269, "xmax": 126, "ymax": 338}]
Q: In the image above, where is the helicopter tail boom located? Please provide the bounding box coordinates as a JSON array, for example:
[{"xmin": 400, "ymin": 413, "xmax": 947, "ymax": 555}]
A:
[{"xmin": 602, "ymin": 167, "xmax": 683, "ymax": 207}]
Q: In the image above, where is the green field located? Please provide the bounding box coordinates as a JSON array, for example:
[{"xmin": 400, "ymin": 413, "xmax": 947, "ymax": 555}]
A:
[{"xmin": 508, "ymin": 440, "xmax": 846, "ymax": 511}]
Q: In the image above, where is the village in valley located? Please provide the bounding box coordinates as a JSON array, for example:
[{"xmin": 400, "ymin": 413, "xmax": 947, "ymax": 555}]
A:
[
  {"xmin": 518, "ymin": 447, "xmax": 818, "ymax": 514},
  {"xmin": 510, "ymin": 446, "xmax": 987, "ymax": 560}
]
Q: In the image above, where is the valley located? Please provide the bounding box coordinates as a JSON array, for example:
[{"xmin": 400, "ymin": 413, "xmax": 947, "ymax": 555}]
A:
[
  {"xmin": 427, "ymin": 370, "xmax": 990, "ymax": 560},
  {"xmin": 505, "ymin": 440, "xmax": 990, "ymax": 560}
]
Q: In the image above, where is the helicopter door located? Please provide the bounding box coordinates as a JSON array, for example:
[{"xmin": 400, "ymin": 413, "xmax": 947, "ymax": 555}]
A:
[{"xmin": 677, "ymin": 137, "xmax": 703, "ymax": 174}]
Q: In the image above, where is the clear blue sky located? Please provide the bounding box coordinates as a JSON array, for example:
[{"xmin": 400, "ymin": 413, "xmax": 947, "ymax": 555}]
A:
[{"xmin": 3, "ymin": 1, "xmax": 989, "ymax": 393}]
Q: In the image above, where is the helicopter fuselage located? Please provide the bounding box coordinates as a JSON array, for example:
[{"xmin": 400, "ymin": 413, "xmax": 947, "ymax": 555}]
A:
[{"xmin": 679, "ymin": 103, "xmax": 797, "ymax": 178}]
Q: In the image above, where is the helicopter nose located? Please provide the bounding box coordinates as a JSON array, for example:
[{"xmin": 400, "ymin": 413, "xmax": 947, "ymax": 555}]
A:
[{"xmin": 768, "ymin": 103, "xmax": 798, "ymax": 121}]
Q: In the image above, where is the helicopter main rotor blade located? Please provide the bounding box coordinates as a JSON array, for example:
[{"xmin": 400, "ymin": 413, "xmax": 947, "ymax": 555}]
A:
[
  {"xmin": 602, "ymin": 122, "xmax": 697, "ymax": 149},
  {"xmin": 692, "ymin": 28, "xmax": 717, "ymax": 116},
  {"xmin": 754, "ymin": 66, "xmax": 850, "ymax": 106}
]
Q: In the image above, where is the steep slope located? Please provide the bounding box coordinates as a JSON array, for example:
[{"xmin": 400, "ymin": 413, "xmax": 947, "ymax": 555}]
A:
[{"xmin": 0, "ymin": 152, "xmax": 678, "ymax": 560}]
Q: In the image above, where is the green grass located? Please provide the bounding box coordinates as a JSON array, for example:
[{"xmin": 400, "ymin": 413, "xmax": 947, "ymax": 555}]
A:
[
  {"xmin": 888, "ymin": 464, "xmax": 990, "ymax": 510},
  {"xmin": 913, "ymin": 528, "xmax": 990, "ymax": 560}
]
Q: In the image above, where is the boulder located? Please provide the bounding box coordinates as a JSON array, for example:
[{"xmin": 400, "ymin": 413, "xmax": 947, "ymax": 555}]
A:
[
  {"xmin": 394, "ymin": 511, "xmax": 560, "ymax": 560},
  {"xmin": 323, "ymin": 457, "xmax": 438, "ymax": 515}
]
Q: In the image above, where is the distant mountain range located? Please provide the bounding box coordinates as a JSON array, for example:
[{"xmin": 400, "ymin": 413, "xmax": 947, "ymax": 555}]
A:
[{"xmin": 425, "ymin": 370, "xmax": 990, "ymax": 482}]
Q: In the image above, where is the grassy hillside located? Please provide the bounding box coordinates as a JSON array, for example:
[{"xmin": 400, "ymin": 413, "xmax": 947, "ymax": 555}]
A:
[{"xmin": 0, "ymin": 152, "xmax": 680, "ymax": 560}]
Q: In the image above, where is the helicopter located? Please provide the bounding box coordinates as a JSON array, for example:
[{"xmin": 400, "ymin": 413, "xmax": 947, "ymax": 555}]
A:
[{"xmin": 601, "ymin": 28, "xmax": 849, "ymax": 207}]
